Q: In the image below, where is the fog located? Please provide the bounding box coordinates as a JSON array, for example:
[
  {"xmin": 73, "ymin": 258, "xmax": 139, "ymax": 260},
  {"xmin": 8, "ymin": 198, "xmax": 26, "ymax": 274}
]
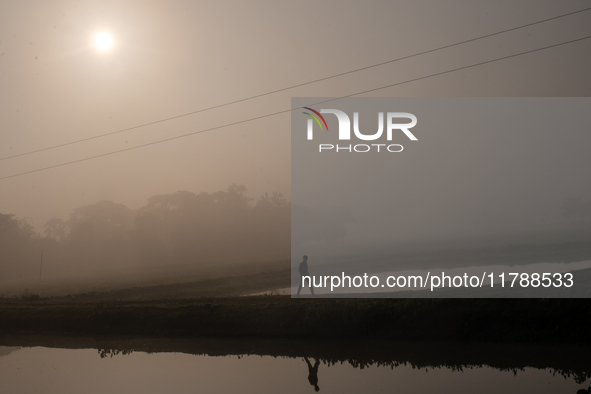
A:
[
  {"xmin": 292, "ymin": 98, "xmax": 591, "ymax": 248},
  {"xmin": 0, "ymin": 184, "xmax": 289, "ymax": 284},
  {"xmin": 289, "ymin": 98, "xmax": 591, "ymax": 296},
  {"xmin": 1, "ymin": 1, "xmax": 591, "ymax": 290}
]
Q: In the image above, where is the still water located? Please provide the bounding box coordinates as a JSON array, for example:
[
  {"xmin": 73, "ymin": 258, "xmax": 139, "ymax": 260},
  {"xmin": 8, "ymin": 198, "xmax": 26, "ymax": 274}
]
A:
[{"xmin": 1, "ymin": 343, "xmax": 590, "ymax": 394}]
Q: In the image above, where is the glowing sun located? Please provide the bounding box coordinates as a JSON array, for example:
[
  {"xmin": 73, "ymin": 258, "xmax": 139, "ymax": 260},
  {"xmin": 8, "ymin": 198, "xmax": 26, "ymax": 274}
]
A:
[{"xmin": 93, "ymin": 32, "xmax": 114, "ymax": 52}]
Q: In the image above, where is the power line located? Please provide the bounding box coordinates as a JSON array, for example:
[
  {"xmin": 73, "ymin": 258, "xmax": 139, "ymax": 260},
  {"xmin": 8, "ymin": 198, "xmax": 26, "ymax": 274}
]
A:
[
  {"xmin": 1, "ymin": 6, "xmax": 590, "ymax": 162},
  {"xmin": 1, "ymin": 33, "xmax": 589, "ymax": 182}
]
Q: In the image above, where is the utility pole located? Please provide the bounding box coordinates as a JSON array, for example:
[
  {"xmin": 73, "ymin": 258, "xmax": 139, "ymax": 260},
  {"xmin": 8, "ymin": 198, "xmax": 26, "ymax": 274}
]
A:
[{"xmin": 39, "ymin": 253, "xmax": 43, "ymax": 282}]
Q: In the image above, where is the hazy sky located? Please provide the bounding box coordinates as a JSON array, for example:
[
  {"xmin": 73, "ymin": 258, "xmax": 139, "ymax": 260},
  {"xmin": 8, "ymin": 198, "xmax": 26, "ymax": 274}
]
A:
[
  {"xmin": 291, "ymin": 97, "xmax": 591, "ymax": 253},
  {"xmin": 1, "ymin": 0, "xmax": 590, "ymax": 231}
]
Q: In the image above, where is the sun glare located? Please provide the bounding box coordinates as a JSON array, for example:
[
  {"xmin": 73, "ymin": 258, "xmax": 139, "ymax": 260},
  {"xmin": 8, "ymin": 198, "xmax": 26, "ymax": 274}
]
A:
[{"xmin": 93, "ymin": 32, "xmax": 114, "ymax": 52}]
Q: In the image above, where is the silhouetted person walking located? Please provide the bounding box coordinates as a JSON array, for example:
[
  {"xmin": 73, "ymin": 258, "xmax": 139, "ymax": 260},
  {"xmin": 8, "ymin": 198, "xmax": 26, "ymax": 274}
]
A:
[
  {"xmin": 304, "ymin": 356, "xmax": 320, "ymax": 391},
  {"xmin": 297, "ymin": 255, "xmax": 314, "ymax": 296}
]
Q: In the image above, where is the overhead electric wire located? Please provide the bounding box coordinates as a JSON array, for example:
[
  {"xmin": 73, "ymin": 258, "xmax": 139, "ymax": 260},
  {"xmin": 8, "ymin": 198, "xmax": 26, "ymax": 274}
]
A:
[
  {"xmin": 1, "ymin": 33, "xmax": 590, "ymax": 182},
  {"xmin": 1, "ymin": 6, "xmax": 590, "ymax": 163}
]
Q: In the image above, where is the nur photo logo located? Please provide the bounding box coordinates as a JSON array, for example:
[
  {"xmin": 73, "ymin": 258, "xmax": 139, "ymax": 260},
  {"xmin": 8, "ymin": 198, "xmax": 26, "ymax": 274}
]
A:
[{"xmin": 302, "ymin": 107, "xmax": 418, "ymax": 153}]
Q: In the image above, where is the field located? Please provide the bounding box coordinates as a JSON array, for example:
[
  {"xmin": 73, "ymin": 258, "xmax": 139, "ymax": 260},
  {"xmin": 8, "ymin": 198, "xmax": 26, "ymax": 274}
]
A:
[
  {"xmin": 0, "ymin": 258, "xmax": 291, "ymax": 300},
  {"xmin": 2, "ymin": 240, "xmax": 591, "ymax": 344}
]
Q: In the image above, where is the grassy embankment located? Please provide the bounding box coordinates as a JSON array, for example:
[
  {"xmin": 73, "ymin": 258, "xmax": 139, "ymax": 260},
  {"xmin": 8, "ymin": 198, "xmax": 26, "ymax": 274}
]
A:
[
  {"xmin": 1, "ymin": 294, "xmax": 590, "ymax": 343},
  {"xmin": 2, "ymin": 239, "xmax": 591, "ymax": 343}
]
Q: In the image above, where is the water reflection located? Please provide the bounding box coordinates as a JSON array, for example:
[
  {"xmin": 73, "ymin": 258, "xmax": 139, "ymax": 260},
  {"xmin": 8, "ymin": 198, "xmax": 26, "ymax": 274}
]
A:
[
  {"xmin": 0, "ymin": 346, "xmax": 20, "ymax": 358},
  {"xmin": 0, "ymin": 337, "xmax": 590, "ymax": 394},
  {"xmin": 304, "ymin": 357, "xmax": 320, "ymax": 391},
  {"xmin": 98, "ymin": 348, "xmax": 133, "ymax": 358}
]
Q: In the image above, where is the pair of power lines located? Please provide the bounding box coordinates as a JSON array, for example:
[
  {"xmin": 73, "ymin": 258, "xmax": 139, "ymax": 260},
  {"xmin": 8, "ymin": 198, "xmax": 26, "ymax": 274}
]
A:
[{"xmin": 1, "ymin": 7, "xmax": 590, "ymax": 181}]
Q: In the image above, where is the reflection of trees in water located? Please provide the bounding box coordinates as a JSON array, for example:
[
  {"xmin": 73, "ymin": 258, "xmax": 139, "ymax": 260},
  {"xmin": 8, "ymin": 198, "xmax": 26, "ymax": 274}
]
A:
[
  {"xmin": 0, "ymin": 346, "xmax": 21, "ymax": 358},
  {"xmin": 98, "ymin": 348, "xmax": 134, "ymax": 359},
  {"xmin": 301, "ymin": 355, "xmax": 591, "ymax": 390},
  {"xmin": 89, "ymin": 344, "xmax": 590, "ymax": 385},
  {"xmin": 553, "ymin": 369, "xmax": 591, "ymax": 385},
  {"xmin": 302, "ymin": 358, "xmax": 591, "ymax": 385}
]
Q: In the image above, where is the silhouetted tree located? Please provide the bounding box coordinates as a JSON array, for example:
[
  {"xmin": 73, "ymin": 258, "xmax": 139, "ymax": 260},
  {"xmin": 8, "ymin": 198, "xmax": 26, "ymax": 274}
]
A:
[
  {"xmin": 0, "ymin": 213, "xmax": 38, "ymax": 278},
  {"xmin": 1, "ymin": 185, "xmax": 292, "ymax": 278},
  {"xmin": 131, "ymin": 184, "xmax": 289, "ymax": 265},
  {"xmin": 43, "ymin": 217, "xmax": 67, "ymax": 241},
  {"xmin": 67, "ymin": 200, "xmax": 135, "ymax": 270}
]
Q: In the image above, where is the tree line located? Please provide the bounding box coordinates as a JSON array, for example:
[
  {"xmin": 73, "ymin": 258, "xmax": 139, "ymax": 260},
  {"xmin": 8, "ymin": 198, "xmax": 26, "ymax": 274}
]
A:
[{"xmin": 0, "ymin": 184, "xmax": 289, "ymax": 280}]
